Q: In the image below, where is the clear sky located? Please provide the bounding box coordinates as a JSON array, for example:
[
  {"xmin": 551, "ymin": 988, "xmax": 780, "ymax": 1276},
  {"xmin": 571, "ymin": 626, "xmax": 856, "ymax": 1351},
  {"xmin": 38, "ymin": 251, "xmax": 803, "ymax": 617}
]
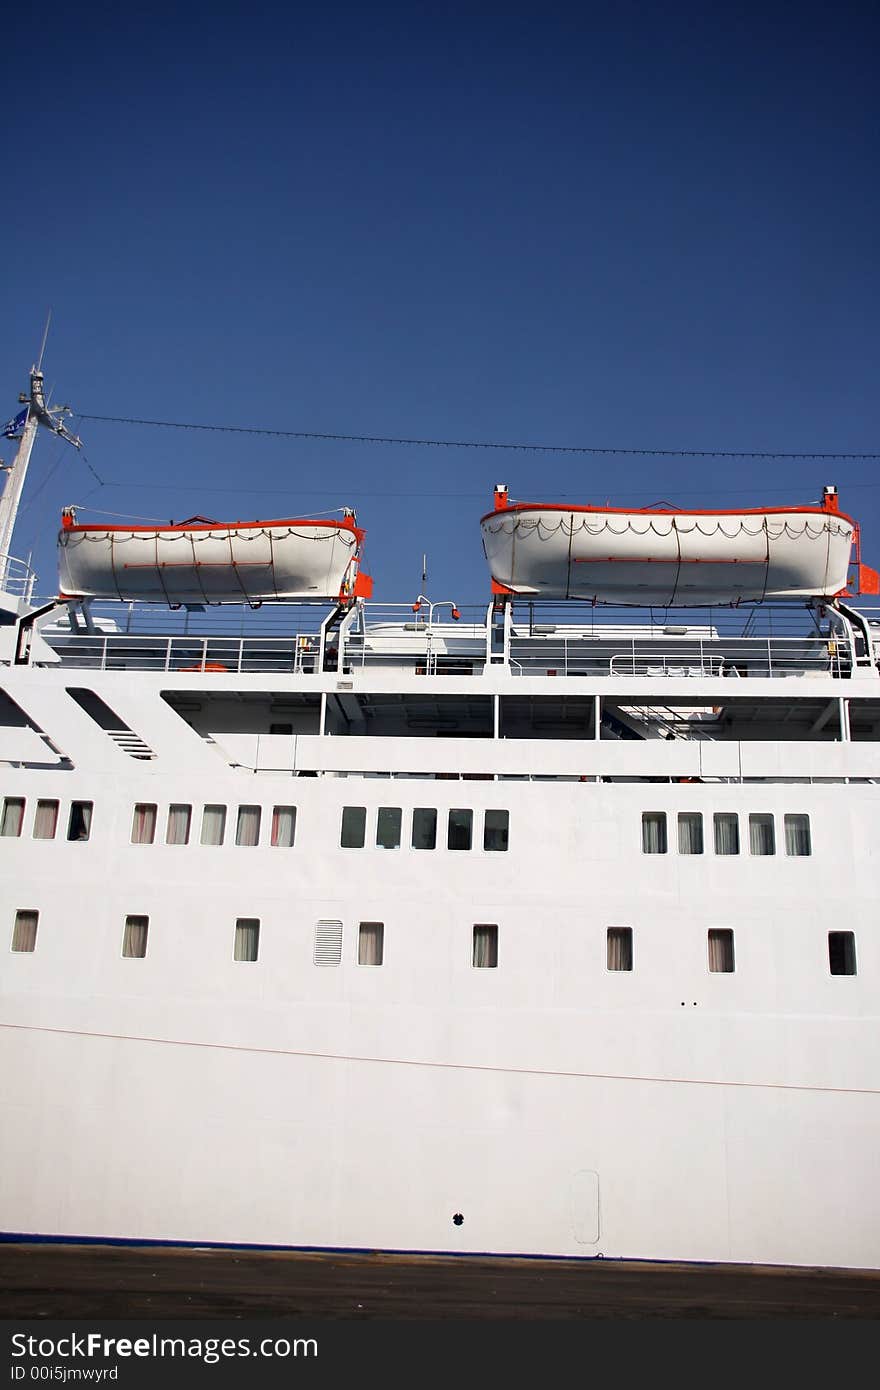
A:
[{"xmin": 2, "ymin": 0, "xmax": 878, "ymax": 604}]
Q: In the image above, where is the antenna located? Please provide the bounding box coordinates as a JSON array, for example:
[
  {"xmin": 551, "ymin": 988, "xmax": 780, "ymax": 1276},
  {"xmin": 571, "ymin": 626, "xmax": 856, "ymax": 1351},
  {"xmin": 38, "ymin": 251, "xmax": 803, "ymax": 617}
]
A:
[
  {"xmin": 421, "ymin": 553, "xmax": 427, "ymax": 584},
  {"xmin": 36, "ymin": 310, "xmax": 51, "ymax": 373}
]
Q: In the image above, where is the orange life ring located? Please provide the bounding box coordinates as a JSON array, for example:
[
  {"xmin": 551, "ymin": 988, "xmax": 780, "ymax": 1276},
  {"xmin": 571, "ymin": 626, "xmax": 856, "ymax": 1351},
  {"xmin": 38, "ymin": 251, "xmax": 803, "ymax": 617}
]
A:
[{"xmin": 178, "ymin": 661, "xmax": 229, "ymax": 672}]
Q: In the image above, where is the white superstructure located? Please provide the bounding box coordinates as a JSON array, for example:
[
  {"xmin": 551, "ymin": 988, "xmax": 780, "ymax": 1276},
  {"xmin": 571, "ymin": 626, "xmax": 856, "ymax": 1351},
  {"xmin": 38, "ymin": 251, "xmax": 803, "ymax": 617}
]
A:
[{"xmin": 1, "ymin": 378, "xmax": 879, "ymax": 1270}]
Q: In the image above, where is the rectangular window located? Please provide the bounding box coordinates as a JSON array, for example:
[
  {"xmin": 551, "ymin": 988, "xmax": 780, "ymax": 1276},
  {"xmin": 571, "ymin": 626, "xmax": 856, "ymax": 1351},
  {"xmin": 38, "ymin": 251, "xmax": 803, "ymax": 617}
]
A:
[
  {"xmin": 67, "ymin": 801, "xmax": 93, "ymax": 841},
  {"xmin": 33, "ymin": 799, "xmax": 59, "ymax": 840},
  {"xmin": 235, "ymin": 805, "xmax": 261, "ymax": 847},
  {"xmin": 411, "ymin": 807, "xmax": 437, "ymax": 850},
  {"xmin": 376, "ymin": 806, "xmax": 402, "ymax": 849},
  {"xmin": 166, "ymin": 804, "xmax": 191, "ymax": 845},
  {"xmin": 234, "ymin": 918, "xmax": 260, "ymax": 962},
  {"xmin": 200, "ymin": 804, "xmax": 226, "ymax": 846},
  {"xmin": 341, "ymin": 806, "xmax": 366, "ymax": 848},
  {"xmin": 358, "ymin": 921, "xmax": 384, "ymax": 966},
  {"xmin": 1, "ymin": 797, "xmax": 24, "ymax": 837},
  {"xmin": 473, "ymin": 923, "xmax": 498, "ymax": 968},
  {"xmin": 483, "ymin": 809, "xmax": 509, "ymax": 851},
  {"xmin": 131, "ymin": 803, "xmax": 157, "ymax": 845},
  {"xmin": 641, "ymin": 812, "xmax": 667, "ymax": 854},
  {"xmin": 448, "ymin": 808, "xmax": 473, "ymax": 850},
  {"xmin": 606, "ymin": 927, "xmax": 633, "ymax": 972},
  {"xmin": 678, "ymin": 812, "xmax": 703, "ymax": 855},
  {"xmin": 708, "ymin": 928, "xmax": 735, "ymax": 973},
  {"xmin": 271, "ymin": 806, "xmax": 296, "ymax": 848},
  {"xmin": 784, "ymin": 814, "xmax": 811, "ymax": 857},
  {"xmin": 314, "ymin": 919, "xmax": 343, "ymax": 966},
  {"xmin": 122, "ymin": 915, "xmax": 148, "ymax": 959},
  {"xmin": 713, "ymin": 812, "xmax": 739, "ymax": 855},
  {"xmin": 829, "ymin": 931, "xmax": 856, "ymax": 976},
  {"xmin": 11, "ymin": 910, "xmax": 38, "ymax": 953},
  {"xmin": 749, "ymin": 814, "xmax": 775, "ymax": 856}
]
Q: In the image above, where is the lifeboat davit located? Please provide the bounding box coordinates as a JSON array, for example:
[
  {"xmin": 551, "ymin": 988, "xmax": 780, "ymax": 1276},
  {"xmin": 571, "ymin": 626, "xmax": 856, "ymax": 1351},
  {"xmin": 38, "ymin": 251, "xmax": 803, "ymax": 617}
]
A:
[
  {"xmin": 57, "ymin": 511, "xmax": 370, "ymax": 604},
  {"xmin": 481, "ymin": 486, "xmax": 863, "ymax": 606}
]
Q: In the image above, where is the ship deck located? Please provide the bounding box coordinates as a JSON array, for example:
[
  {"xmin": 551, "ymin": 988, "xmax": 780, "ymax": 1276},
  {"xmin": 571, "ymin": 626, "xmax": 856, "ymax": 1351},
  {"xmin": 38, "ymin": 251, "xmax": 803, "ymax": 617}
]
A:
[{"xmin": 2, "ymin": 1242, "xmax": 880, "ymax": 1319}]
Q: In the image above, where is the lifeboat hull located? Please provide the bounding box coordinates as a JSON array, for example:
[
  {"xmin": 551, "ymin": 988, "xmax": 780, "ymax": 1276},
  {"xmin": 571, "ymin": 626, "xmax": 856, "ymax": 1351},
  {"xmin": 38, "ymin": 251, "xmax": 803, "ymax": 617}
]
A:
[
  {"xmin": 58, "ymin": 517, "xmax": 364, "ymax": 604},
  {"xmin": 481, "ymin": 505, "xmax": 855, "ymax": 605}
]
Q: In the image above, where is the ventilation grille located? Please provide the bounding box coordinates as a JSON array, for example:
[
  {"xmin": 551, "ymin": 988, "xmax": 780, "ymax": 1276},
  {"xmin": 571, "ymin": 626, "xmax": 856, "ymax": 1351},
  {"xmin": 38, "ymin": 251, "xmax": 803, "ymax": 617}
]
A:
[
  {"xmin": 105, "ymin": 730, "xmax": 156, "ymax": 760},
  {"xmin": 313, "ymin": 920, "xmax": 343, "ymax": 966}
]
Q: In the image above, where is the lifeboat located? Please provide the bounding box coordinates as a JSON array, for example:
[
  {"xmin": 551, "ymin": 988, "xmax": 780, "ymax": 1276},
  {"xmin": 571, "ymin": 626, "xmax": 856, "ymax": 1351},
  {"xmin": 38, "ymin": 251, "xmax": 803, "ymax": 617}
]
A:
[
  {"xmin": 481, "ymin": 485, "xmax": 866, "ymax": 606},
  {"xmin": 57, "ymin": 510, "xmax": 370, "ymax": 604}
]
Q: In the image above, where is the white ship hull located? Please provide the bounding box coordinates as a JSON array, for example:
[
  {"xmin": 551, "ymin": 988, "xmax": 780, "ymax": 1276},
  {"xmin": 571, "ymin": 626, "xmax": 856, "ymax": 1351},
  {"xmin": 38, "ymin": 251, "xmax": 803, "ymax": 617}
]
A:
[
  {"xmin": 57, "ymin": 517, "xmax": 364, "ymax": 604},
  {"xmin": 481, "ymin": 505, "xmax": 855, "ymax": 604}
]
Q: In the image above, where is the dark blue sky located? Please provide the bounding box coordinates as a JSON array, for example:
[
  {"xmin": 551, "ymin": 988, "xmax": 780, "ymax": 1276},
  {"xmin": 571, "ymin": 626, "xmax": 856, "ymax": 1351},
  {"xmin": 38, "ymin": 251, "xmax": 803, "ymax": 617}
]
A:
[{"xmin": 2, "ymin": 1, "xmax": 878, "ymax": 602}]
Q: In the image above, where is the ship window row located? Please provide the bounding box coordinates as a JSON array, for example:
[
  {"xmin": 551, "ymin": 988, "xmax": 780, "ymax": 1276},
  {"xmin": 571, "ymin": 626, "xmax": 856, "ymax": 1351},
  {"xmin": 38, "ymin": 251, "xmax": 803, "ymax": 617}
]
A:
[
  {"xmin": 341, "ymin": 806, "xmax": 509, "ymax": 851},
  {"xmin": 10, "ymin": 912, "xmax": 858, "ymax": 978},
  {"xmin": 641, "ymin": 811, "xmax": 811, "ymax": 856},
  {"xmin": 131, "ymin": 803, "xmax": 297, "ymax": 847},
  {"xmin": 1, "ymin": 796, "xmax": 93, "ymax": 841}
]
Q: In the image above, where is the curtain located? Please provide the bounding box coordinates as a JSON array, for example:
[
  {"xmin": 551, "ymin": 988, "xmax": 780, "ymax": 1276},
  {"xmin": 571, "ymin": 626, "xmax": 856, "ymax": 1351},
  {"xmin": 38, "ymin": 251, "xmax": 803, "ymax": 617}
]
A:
[
  {"xmin": 708, "ymin": 929, "xmax": 734, "ymax": 972},
  {"xmin": 166, "ymin": 804, "xmax": 191, "ymax": 845},
  {"xmin": 784, "ymin": 814, "xmax": 811, "ymax": 856},
  {"xmin": 131, "ymin": 803, "xmax": 157, "ymax": 844},
  {"xmin": 641, "ymin": 812, "xmax": 667, "ymax": 854},
  {"xmin": 678, "ymin": 813, "xmax": 704, "ymax": 855},
  {"xmin": 376, "ymin": 807, "xmax": 402, "ymax": 849},
  {"xmin": 271, "ymin": 806, "xmax": 296, "ymax": 847},
  {"xmin": 12, "ymin": 910, "xmax": 38, "ymax": 952},
  {"xmin": 473, "ymin": 924, "xmax": 498, "ymax": 968},
  {"xmin": 236, "ymin": 805, "xmax": 261, "ymax": 846},
  {"xmin": 713, "ymin": 813, "xmax": 739, "ymax": 855},
  {"xmin": 411, "ymin": 808, "xmax": 437, "ymax": 849},
  {"xmin": 234, "ymin": 919, "xmax": 260, "ymax": 961},
  {"xmin": 122, "ymin": 915, "xmax": 148, "ymax": 958},
  {"xmin": 68, "ymin": 802, "xmax": 92, "ymax": 841},
  {"xmin": 1, "ymin": 798, "xmax": 24, "ymax": 837},
  {"xmin": 749, "ymin": 814, "xmax": 775, "ymax": 855},
  {"xmin": 607, "ymin": 927, "xmax": 633, "ymax": 971},
  {"xmin": 200, "ymin": 804, "xmax": 226, "ymax": 846},
  {"xmin": 33, "ymin": 800, "xmax": 59, "ymax": 840},
  {"xmin": 483, "ymin": 810, "xmax": 509, "ymax": 852},
  {"xmin": 358, "ymin": 922, "xmax": 384, "ymax": 966}
]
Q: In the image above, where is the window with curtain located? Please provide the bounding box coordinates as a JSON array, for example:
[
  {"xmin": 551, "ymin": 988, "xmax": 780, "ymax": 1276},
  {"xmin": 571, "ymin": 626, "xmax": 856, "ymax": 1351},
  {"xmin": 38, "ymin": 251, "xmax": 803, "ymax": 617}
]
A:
[
  {"xmin": 749, "ymin": 814, "xmax": 775, "ymax": 855},
  {"xmin": 607, "ymin": 927, "xmax": 633, "ymax": 971},
  {"xmin": 166, "ymin": 804, "xmax": 191, "ymax": 845},
  {"xmin": 271, "ymin": 806, "xmax": 296, "ymax": 847},
  {"xmin": 713, "ymin": 812, "xmax": 739, "ymax": 855},
  {"xmin": 12, "ymin": 910, "xmax": 38, "ymax": 953},
  {"xmin": 33, "ymin": 799, "xmax": 59, "ymax": 840},
  {"xmin": 131, "ymin": 803, "xmax": 157, "ymax": 845},
  {"xmin": 67, "ymin": 801, "xmax": 93, "ymax": 841},
  {"xmin": 641, "ymin": 812, "xmax": 667, "ymax": 853},
  {"xmin": 828, "ymin": 931, "xmax": 856, "ymax": 976},
  {"xmin": 234, "ymin": 918, "xmax": 260, "ymax": 962},
  {"xmin": 483, "ymin": 810, "xmax": 509, "ymax": 851},
  {"xmin": 1, "ymin": 798, "xmax": 24, "ymax": 837},
  {"xmin": 358, "ymin": 921, "xmax": 384, "ymax": 966},
  {"xmin": 122, "ymin": 915, "xmax": 148, "ymax": 958},
  {"xmin": 376, "ymin": 807, "xmax": 402, "ymax": 849},
  {"xmin": 678, "ymin": 812, "xmax": 703, "ymax": 854},
  {"xmin": 341, "ymin": 806, "xmax": 366, "ymax": 848},
  {"xmin": 708, "ymin": 928, "xmax": 735, "ymax": 973},
  {"xmin": 411, "ymin": 807, "xmax": 437, "ymax": 849},
  {"xmin": 472, "ymin": 923, "xmax": 498, "ymax": 968},
  {"xmin": 448, "ymin": 809, "xmax": 473, "ymax": 850},
  {"xmin": 200, "ymin": 804, "xmax": 226, "ymax": 846},
  {"xmin": 314, "ymin": 919, "xmax": 343, "ymax": 966},
  {"xmin": 784, "ymin": 814, "xmax": 811, "ymax": 856},
  {"xmin": 235, "ymin": 805, "xmax": 261, "ymax": 846}
]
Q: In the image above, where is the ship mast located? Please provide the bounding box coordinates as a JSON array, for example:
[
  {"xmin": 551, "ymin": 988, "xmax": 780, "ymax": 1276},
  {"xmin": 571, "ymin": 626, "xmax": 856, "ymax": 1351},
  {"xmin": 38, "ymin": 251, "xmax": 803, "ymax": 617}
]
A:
[{"xmin": 0, "ymin": 329, "xmax": 81, "ymax": 592}]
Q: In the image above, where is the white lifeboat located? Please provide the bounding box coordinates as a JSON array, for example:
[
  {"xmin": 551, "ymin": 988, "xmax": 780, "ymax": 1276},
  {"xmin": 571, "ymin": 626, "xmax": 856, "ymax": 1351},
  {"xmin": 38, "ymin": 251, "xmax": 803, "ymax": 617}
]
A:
[
  {"xmin": 481, "ymin": 486, "xmax": 862, "ymax": 605},
  {"xmin": 57, "ymin": 511, "xmax": 371, "ymax": 604}
]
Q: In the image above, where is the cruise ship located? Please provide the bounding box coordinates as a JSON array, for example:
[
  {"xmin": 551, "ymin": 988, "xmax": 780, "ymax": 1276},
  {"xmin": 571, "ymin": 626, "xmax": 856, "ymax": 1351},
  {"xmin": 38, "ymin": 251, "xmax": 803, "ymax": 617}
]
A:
[{"xmin": 2, "ymin": 361, "xmax": 879, "ymax": 1271}]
